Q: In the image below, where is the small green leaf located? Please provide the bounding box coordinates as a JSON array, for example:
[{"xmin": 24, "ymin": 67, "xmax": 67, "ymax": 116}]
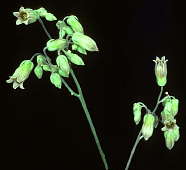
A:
[
  {"xmin": 45, "ymin": 13, "xmax": 57, "ymax": 21},
  {"xmin": 56, "ymin": 55, "xmax": 70, "ymax": 76},
  {"xmin": 34, "ymin": 65, "xmax": 43, "ymax": 79},
  {"xmin": 50, "ymin": 72, "xmax": 62, "ymax": 89}
]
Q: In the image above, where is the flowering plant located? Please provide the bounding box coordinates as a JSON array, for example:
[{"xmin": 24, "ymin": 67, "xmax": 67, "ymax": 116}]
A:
[{"xmin": 7, "ymin": 6, "xmax": 108, "ymax": 170}]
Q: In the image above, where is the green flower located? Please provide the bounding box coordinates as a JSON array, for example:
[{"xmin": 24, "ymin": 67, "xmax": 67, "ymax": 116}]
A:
[
  {"xmin": 6, "ymin": 60, "xmax": 34, "ymax": 89},
  {"xmin": 72, "ymin": 32, "xmax": 99, "ymax": 51},
  {"xmin": 142, "ymin": 114, "xmax": 155, "ymax": 140},
  {"xmin": 153, "ymin": 56, "xmax": 168, "ymax": 86},
  {"xmin": 13, "ymin": 7, "xmax": 38, "ymax": 25},
  {"xmin": 133, "ymin": 103, "xmax": 142, "ymax": 125},
  {"xmin": 162, "ymin": 120, "xmax": 180, "ymax": 150}
]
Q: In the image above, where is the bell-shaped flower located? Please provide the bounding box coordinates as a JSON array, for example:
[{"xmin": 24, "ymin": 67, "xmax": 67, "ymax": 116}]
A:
[
  {"xmin": 6, "ymin": 60, "xmax": 34, "ymax": 89},
  {"xmin": 162, "ymin": 119, "xmax": 180, "ymax": 150},
  {"xmin": 153, "ymin": 56, "xmax": 168, "ymax": 86},
  {"xmin": 142, "ymin": 113, "xmax": 155, "ymax": 140},
  {"xmin": 13, "ymin": 7, "xmax": 39, "ymax": 25}
]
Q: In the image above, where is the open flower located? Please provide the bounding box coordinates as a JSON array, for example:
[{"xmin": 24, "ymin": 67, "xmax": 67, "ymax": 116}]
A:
[
  {"xmin": 153, "ymin": 56, "xmax": 168, "ymax": 86},
  {"xmin": 162, "ymin": 119, "xmax": 180, "ymax": 150},
  {"xmin": 6, "ymin": 60, "xmax": 34, "ymax": 89},
  {"xmin": 13, "ymin": 7, "xmax": 38, "ymax": 25}
]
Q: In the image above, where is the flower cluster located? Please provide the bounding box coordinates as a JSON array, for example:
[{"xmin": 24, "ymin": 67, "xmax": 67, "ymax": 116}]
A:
[
  {"xmin": 132, "ymin": 56, "xmax": 180, "ymax": 150},
  {"xmin": 7, "ymin": 7, "xmax": 98, "ymax": 89}
]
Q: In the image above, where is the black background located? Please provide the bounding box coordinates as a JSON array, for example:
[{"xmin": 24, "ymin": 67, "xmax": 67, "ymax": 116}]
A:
[{"xmin": 2, "ymin": 0, "xmax": 185, "ymax": 170}]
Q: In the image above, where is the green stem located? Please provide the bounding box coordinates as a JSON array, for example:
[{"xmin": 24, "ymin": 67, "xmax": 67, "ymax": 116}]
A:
[
  {"xmin": 61, "ymin": 77, "xmax": 79, "ymax": 97},
  {"xmin": 38, "ymin": 17, "xmax": 108, "ymax": 169},
  {"xmin": 30, "ymin": 53, "xmax": 42, "ymax": 61},
  {"xmin": 125, "ymin": 130, "xmax": 142, "ymax": 170},
  {"xmin": 124, "ymin": 86, "xmax": 164, "ymax": 170},
  {"xmin": 70, "ymin": 69, "xmax": 109, "ymax": 170},
  {"xmin": 38, "ymin": 17, "xmax": 52, "ymax": 39},
  {"xmin": 152, "ymin": 86, "xmax": 164, "ymax": 115}
]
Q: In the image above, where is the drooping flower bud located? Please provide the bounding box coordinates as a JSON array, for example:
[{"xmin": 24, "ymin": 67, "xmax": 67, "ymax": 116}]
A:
[
  {"xmin": 56, "ymin": 55, "xmax": 70, "ymax": 77},
  {"xmin": 36, "ymin": 55, "xmax": 47, "ymax": 65},
  {"xmin": 6, "ymin": 60, "xmax": 34, "ymax": 89},
  {"xmin": 153, "ymin": 56, "xmax": 168, "ymax": 86},
  {"xmin": 72, "ymin": 32, "xmax": 99, "ymax": 51},
  {"xmin": 46, "ymin": 39, "xmax": 67, "ymax": 51},
  {"xmin": 64, "ymin": 50, "xmax": 85, "ymax": 66},
  {"xmin": 133, "ymin": 103, "xmax": 142, "ymax": 125},
  {"xmin": 34, "ymin": 65, "xmax": 43, "ymax": 79},
  {"xmin": 67, "ymin": 15, "xmax": 84, "ymax": 33},
  {"xmin": 142, "ymin": 114, "xmax": 155, "ymax": 140},
  {"xmin": 44, "ymin": 13, "xmax": 57, "ymax": 21},
  {"xmin": 50, "ymin": 72, "xmax": 62, "ymax": 89}
]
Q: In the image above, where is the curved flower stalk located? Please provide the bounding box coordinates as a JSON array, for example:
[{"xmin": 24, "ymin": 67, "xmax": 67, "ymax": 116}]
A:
[
  {"xmin": 7, "ymin": 6, "xmax": 108, "ymax": 170},
  {"xmin": 124, "ymin": 56, "xmax": 180, "ymax": 170}
]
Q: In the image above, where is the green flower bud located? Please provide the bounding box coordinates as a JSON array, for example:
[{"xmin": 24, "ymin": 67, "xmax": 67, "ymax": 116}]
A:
[
  {"xmin": 142, "ymin": 114, "xmax": 155, "ymax": 140},
  {"xmin": 56, "ymin": 20, "xmax": 66, "ymax": 30},
  {"xmin": 153, "ymin": 56, "xmax": 168, "ymax": 86},
  {"xmin": 42, "ymin": 65, "xmax": 51, "ymax": 72},
  {"xmin": 46, "ymin": 39, "xmax": 67, "ymax": 51},
  {"xmin": 37, "ymin": 55, "xmax": 47, "ymax": 65},
  {"xmin": 34, "ymin": 65, "xmax": 43, "ymax": 79},
  {"xmin": 50, "ymin": 73, "xmax": 62, "ymax": 89},
  {"xmin": 72, "ymin": 44, "xmax": 87, "ymax": 55},
  {"xmin": 63, "ymin": 26, "xmax": 74, "ymax": 35},
  {"xmin": 171, "ymin": 98, "xmax": 179, "ymax": 117},
  {"xmin": 72, "ymin": 32, "xmax": 99, "ymax": 51},
  {"xmin": 56, "ymin": 55, "xmax": 70, "ymax": 77},
  {"xmin": 58, "ymin": 69, "xmax": 69, "ymax": 77},
  {"xmin": 133, "ymin": 103, "xmax": 142, "ymax": 125},
  {"xmin": 6, "ymin": 60, "xmax": 34, "ymax": 89},
  {"xmin": 45, "ymin": 13, "xmax": 57, "ymax": 21},
  {"xmin": 13, "ymin": 7, "xmax": 39, "ymax": 25},
  {"xmin": 35, "ymin": 7, "xmax": 48, "ymax": 17},
  {"xmin": 67, "ymin": 15, "xmax": 84, "ymax": 33},
  {"xmin": 172, "ymin": 125, "xmax": 180, "ymax": 142},
  {"xmin": 64, "ymin": 50, "xmax": 85, "ymax": 66}
]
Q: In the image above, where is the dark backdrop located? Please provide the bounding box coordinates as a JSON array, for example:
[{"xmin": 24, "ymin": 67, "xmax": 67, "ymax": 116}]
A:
[{"xmin": 1, "ymin": 0, "xmax": 185, "ymax": 170}]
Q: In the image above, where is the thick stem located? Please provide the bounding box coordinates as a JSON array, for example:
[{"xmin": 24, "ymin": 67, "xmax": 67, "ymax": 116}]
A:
[{"xmin": 70, "ymin": 69, "xmax": 109, "ymax": 170}]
